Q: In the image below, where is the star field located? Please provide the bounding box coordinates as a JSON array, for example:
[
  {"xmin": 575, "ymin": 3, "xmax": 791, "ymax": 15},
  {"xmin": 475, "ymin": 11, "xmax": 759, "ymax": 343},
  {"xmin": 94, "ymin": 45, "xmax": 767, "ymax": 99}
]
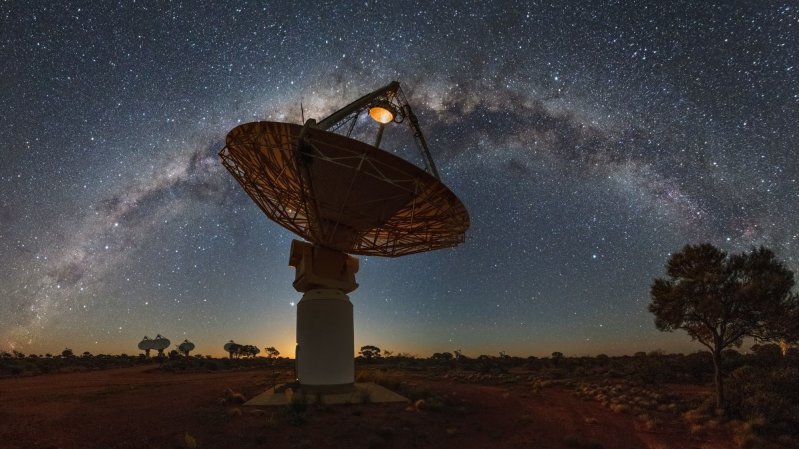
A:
[{"xmin": 1, "ymin": 1, "xmax": 797, "ymax": 357}]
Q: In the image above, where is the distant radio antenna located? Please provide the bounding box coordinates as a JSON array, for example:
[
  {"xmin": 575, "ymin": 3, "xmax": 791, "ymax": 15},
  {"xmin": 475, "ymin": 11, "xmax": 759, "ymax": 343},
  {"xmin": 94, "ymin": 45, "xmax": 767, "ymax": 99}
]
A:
[{"xmin": 138, "ymin": 334, "xmax": 170, "ymax": 359}]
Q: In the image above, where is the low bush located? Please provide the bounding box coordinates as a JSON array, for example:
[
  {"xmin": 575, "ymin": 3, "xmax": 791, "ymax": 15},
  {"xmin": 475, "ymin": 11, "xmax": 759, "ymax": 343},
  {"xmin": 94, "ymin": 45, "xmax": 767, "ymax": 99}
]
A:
[
  {"xmin": 285, "ymin": 396, "xmax": 308, "ymax": 426},
  {"xmin": 725, "ymin": 366, "xmax": 799, "ymax": 435}
]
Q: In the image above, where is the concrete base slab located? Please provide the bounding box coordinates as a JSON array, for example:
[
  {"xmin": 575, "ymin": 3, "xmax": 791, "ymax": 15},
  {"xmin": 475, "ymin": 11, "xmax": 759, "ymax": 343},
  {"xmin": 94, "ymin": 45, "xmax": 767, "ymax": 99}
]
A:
[{"xmin": 244, "ymin": 382, "xmax": 408, "ymax": 406}]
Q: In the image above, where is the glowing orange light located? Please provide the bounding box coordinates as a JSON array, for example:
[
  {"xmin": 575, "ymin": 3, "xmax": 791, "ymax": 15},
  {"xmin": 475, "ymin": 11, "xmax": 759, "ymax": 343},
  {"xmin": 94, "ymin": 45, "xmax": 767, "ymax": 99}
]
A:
[{"xmin": 369, "ymin": 105, "xmax": 394, "ymax": 124}]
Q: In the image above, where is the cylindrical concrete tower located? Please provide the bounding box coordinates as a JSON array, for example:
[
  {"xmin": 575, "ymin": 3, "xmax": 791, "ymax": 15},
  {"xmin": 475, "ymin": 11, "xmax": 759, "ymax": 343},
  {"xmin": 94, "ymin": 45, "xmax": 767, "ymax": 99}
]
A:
[
  {"xmin": 289, "ymin": 240, "xmax": 359, "ymax": 391},
  {"xmin": 296, "ymin": 289, "xmax": 354, "ymax": 389}
]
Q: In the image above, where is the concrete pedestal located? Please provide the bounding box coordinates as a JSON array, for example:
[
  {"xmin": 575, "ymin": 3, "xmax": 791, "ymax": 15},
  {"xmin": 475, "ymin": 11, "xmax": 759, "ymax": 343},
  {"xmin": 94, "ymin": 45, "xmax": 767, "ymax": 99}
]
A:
[{"xmin": 296, "ymin": 289, "xmax": 354, "ymax": 388}]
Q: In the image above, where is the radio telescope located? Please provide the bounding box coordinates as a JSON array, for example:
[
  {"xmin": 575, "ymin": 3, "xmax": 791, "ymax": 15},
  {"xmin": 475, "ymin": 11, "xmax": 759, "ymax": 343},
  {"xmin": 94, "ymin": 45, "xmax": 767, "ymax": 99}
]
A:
[
  {"xmin": 138, "ymin": 336, "xmax": 153, "ymax": 358},
  {"xmin": 224, "ymin": 340, "xmax": 241, "ymax": 359},
  {"xmin": 220, "ymin": 81, "xmax": 469, "ymax": 391},
  {"xmin": 151, "ymin": 334, "xmax": 170, "ymax": 358},
  {"xmin": 137, "ymin": 335, "xmax": 171, "ymax": 358},
  {"xmin": 178, "ymin": 339, "xmax": 195, "ymax": 357}
]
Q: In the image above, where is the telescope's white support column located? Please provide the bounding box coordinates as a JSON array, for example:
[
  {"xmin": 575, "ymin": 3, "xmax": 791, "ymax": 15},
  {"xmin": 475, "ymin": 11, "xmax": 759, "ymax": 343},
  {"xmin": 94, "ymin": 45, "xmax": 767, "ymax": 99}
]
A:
[
  {"xmin": 296, "ymin": 289, "xmax": 354, "ymax": 388},
  {"xmin": 289, "ymin": 240, "xmax": 359, "ymax": 391}
]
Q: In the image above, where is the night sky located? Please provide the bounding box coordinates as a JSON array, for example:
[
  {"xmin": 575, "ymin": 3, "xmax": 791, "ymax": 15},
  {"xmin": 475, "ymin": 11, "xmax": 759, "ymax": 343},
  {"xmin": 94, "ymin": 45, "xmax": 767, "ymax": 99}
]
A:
[{"xmin": 2, "ymin": 1, "xmax": 797, "ymax": 358}]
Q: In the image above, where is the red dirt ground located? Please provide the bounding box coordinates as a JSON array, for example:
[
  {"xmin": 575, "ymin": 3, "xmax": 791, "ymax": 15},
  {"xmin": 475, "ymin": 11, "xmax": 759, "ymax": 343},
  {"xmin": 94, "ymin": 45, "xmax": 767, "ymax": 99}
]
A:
[{"xmin": 0, "ymin": 366, "xmax": 734, "ymax": 449}]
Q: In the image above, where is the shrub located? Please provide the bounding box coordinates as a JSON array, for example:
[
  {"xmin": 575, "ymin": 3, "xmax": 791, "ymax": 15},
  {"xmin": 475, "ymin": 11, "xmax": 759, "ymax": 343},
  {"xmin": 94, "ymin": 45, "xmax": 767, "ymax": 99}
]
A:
[
  {"xmin": 183, "ymin": 432, "xmax": 198, "ymax": 449},
  {"xmin": 356, "ymin": 389, "xmax": 372, "ymax": 404},
  {"xmin": 725, "ymin": 366, "xmax": 799, "ymax": 435},
  {"xmin": 610, "ymin": 403, "xmax": 630, "ymax": 414},
  {"xmin": 286, "ymin": 396, "xmax": 308, "ymax": 425}
]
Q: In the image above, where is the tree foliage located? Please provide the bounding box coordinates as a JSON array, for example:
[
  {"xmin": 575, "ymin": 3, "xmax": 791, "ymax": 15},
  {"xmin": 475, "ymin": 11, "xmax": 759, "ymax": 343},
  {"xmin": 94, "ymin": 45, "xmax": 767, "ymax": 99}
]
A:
[
  {"xmin": 240, "ymin": 345, "xmax": 260, "ymax": 357},
  {"xmin": 649, "ymin": 243, "xmax": 798, "ymax": 409},
  {"xmin": 223, "ymin": 342, "xmax": 261, "ymax": 358},
  {"xmin": 652, "ymin": 245, "xmax": 797, "ymax": 345},
  {"xmin": 359, "ymin": 345, "xmax": 381, "ymax": 362},
  {"xmin": 431, "ymin": 352, "xmax": 453, "ymax": 361}
]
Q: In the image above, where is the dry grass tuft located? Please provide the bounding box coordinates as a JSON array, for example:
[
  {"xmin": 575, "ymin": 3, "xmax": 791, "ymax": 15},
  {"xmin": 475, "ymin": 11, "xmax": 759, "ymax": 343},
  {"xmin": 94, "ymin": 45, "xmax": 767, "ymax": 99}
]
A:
[
  {"xmin": 264, "ymin": 412, "xmax": 278, "ymax": 429},
  {"xmin": 682, "ymin": 409, "xmax": 708, "ymax": 425},
  {"xmin": 220, "ymin": 387, "xmax": 247, "ymax": 405},
  {"xmin": 636, "ymin": 414, "xmax": 659, "ymax": 432},
  {"xmin": 356, "ymin": 389, "xmax": 372, "ymax": 404},
  {"xmin": 610, "ymin": 403, "xmax": 630, "ymax": 414},
  {"xmin": 183, "ymin": 432, "xmax": 198, "ymax": 449},
  {"xmin": 689, "ymin": 423, "xmax": 704, "ymax": 435}
]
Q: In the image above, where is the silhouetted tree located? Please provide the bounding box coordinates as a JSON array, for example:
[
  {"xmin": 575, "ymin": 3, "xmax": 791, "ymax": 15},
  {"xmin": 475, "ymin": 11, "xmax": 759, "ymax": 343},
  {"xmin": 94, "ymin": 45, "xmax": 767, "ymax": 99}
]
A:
[
  {"xmin": 61, "ymin": 348, "xmax": 74, "ymax": 358},
  {"xmin": 265, "ymin": 347, "xmax": 280, "ymax": 359},
  {"xmin": 359, "ymin": 345, "xmax": 381, "ymax": 362},
  {"xmin": 721, "ymin": 349, "xmax": 741, "ymax": 359},
  {"xmin": 551, "ymin": 352, "xmax": 564, "ymax": 365},
  {"xmin": 751, "ymin": 343, "xmax": 782, "ymax": 360},
  {"xmin": 431, "ymin": 352, "xmax": 453, "ymax": 362},
  {"xmin": 650, "ymin": 243, "xmax": 798, "ymax": 410},
  {"xmin": 241, "ymin": 345, "xmax": 260, "ymax": 357}
]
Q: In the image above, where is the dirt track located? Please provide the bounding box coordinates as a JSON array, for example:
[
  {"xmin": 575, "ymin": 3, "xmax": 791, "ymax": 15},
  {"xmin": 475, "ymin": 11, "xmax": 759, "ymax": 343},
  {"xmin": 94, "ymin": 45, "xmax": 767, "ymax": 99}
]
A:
[{"xmin": 0, "ymin": 366, "xmax": 731, "ymax": 449}]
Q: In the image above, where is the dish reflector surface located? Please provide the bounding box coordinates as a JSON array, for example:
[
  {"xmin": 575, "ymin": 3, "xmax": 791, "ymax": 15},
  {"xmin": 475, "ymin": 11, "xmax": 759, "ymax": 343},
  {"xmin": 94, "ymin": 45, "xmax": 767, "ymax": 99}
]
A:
[{"xmin": 220, "ymin": 121, "xmax": 469, "ymax": 257}]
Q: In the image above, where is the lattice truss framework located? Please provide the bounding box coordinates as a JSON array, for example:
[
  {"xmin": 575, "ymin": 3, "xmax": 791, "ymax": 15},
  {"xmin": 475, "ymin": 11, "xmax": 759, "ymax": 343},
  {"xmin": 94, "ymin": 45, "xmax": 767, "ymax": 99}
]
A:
[{"xmin": 220, "ymin": 121, "xmax": 469, "ymax": 257}]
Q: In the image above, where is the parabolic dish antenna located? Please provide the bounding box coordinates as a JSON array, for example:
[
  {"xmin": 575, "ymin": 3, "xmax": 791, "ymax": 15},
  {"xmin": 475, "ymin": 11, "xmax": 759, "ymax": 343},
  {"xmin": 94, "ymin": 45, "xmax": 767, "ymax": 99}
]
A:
[
  {"xmin": 151, "ymin": 334, "xmax": 170, "ymax": 357},
  {"xmin": 137, "ymin": 336, "xmax": 153, "ymax": 357},
  {"xmin": 220, "ymin": 121, "xmax": 468, "ymax": 256},
  {"xmin": 178, "ymin": 339, "xmax": 195, "ymax": 356},
  {"xmin": 223, "ymin": 340, "xmax": 238, "ymax": 357},
  {"xmin": 220, "ymin": 81, "xmax": 469, "ymax": 391},
  {"xmin": 138, "ymin": 336, "xmax": 152, "ymax": 351}
]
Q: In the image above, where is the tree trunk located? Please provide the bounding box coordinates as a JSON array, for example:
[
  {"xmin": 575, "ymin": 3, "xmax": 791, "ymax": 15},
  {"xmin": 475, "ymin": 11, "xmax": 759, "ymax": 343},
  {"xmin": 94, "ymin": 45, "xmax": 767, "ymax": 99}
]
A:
[{"xmin": 712, "ymin": 349, "xmax": 724, "ymax": 411}]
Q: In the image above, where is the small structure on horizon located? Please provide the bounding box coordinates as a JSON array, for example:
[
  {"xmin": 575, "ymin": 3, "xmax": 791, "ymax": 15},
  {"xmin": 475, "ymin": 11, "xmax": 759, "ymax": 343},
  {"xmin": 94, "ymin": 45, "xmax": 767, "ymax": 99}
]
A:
[
  {"xmin": 223, "ymin": 340, "xmax": 260, "ymax": 358},
  {"xmin": 151, "ymin": 334, "xmax": 170, "ymax": 358},
  {"xmin": 224, "ymin": 340, "xmax": 241, "ymax": 359},
  {"xmin": 138, "ymin": 336, "xmax": 153, "ymax": 358},
  {"xmin": 178, "ymin": 339, "xmax": 195, "ymax": 357},
  {"xmin": 138, "ymin": 334, "xmax": 171, "ymax": 358}
]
